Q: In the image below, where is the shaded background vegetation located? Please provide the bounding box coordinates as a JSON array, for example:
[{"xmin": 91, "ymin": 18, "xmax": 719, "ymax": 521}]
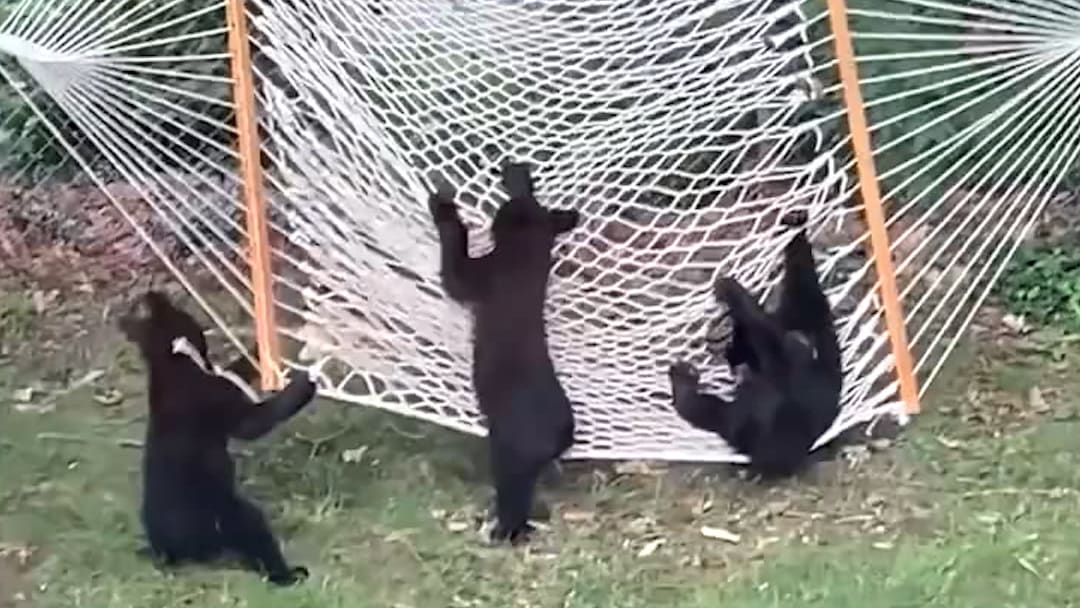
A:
[{"xmin": 0, "ymin": 0, "xmax": 1077, "ymax": 330}]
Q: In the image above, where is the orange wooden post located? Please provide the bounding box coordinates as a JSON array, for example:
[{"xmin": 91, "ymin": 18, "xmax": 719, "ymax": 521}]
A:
[
  {"xmin": 826, "ymin": 0, "xmax": 920, "ymax": 413},
  {"xmin": 226, "ymin": 0, "xmax": 282, "ymax": 391}
]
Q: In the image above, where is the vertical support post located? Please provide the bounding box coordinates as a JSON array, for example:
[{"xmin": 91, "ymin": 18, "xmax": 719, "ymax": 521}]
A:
[
  {"xmin": 226, "ymin": 0, "xmax": 281, "ymax": 391},
  {"xmin": 825, "ymin": 0, "xmax": 920, "ymax": 414}
]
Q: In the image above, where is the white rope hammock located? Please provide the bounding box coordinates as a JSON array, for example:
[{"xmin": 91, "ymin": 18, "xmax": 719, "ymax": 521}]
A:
[{"xmin": 2, "ymin": 0, "xmax": 1073, "ymax": 462}]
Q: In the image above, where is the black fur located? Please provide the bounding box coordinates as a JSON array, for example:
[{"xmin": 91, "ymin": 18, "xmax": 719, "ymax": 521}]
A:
[
  {"xmin": 669, "ymin": 210, "xmax": 842, "ymax": 478},
  {"xmin": 119, "ymin": 291, "xmax": 316, "ymax": 585},
  {"xmin": 429, "ymin": 161, "xmax": 579, "ymax": 544}
]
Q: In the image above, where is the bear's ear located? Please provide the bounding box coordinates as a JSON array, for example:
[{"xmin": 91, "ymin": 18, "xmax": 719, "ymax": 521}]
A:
[
  {"xmin": 428, "ymin": 172, "xmax": 456, "ymax": 202},
  {"xmin": 117, "ymin": 315, "xmax": 140, "ymax": 342},
  {"xmin": 548, "ymin": 208, "xmax": 580, "ymax": 235},
  {"xmin": 500, "ymin": 160, "xmax": 536, "ymax": 200},
  {"xmin": 143, "ymin": 290, "xmax": 174, "ymax": 315},
  {"xmin": 118, "ymin": 295, "xmax": 152, "ymax": 342}
]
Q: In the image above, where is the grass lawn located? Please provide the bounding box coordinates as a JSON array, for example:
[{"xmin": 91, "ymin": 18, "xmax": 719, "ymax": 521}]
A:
[{"xmin": 2, "ymin": 289, "xmax": 1080, "ymax": 607}]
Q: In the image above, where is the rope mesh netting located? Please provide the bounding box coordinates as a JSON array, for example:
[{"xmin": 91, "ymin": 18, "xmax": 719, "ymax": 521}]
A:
[{"xmin": 4, "ymin": 0, "xmax": 1072, "ymax": 461}]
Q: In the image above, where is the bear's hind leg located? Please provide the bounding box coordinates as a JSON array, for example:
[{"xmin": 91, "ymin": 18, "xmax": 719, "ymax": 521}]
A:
[
  {"xmin": 219, "ymin": 495, "xmax": 308, "ymax": 586},
  {"xmin": 488, "ymin": 437, "xmax": 546, "ymax": 545}
]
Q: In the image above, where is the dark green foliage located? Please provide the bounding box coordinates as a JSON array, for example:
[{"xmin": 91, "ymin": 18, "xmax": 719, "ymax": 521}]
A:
[
  {"xmin": 0, "ymin": 0, "xmax": 229, "ymax": 183},
  {"xmin": 998, "ymin": 244, "xmax": 1080, "ymax": 332},
  {"xmin": 0, "ymin": 76, "xmax": 96, "ymax": 183},
  {"xmin": 0, "ymin": 98, "xmax": 67, "ymax": 177},
  {"xmin": 801, "ymin": 0, "xmax": 1059, "ymax": 208}
]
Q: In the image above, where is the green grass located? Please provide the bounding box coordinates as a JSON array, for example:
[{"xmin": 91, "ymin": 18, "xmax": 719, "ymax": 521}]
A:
[{"xmin": 3, "ymin": 293, "xmax": 1080, "ymax": 607}]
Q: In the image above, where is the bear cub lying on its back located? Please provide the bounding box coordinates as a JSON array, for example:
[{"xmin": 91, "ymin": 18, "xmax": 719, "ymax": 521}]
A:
[
  {"xmin": 119, "ymin": 291, "xmax": 317, "ymax": 585},
  {"xmin": 669, "ymin": 209, "xmax": 843, "ymax": 479},
  {"xmin": 429, "ymin": 161, "xmax": 580, "ymax": 544}
]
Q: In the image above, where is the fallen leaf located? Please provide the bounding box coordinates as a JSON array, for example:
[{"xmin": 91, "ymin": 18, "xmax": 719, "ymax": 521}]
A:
[
  {"xmin": 562, "ymin": 510, "xmax": 595, "ymax": 523},
  {"xmin": 700, "ymin": 525, "xmax": 741, "ymax": 544},
  {"xmin": 13, "ymin": 402, "xmax": 54, "ymax": 414},
  {"xmin": 624, "ymin": 516, "xmax": 655, "ymax": 535},
  {"xmin": 1016, "ymin": 556, "xmax": 1041, "ymax": 578},
  {"xmin": 93, "ymin": 389, "xmax": 124, "ymax": 407},
  {"xmin": 0, "ymin": 543, "xmax": 35, "ymax": 566},
  {"xmin": 68, "ymin": 370, "xmax": 105, "ymax": 390},
  {"xmin": 341, "ymin": 446, "xmax": 368, "ymax": 464},
  {"xmin": 1029, "ymin": 386, "xmax": 1051, "ymax": 414},
  {"xmin": 936, "ymin": 435, "xmax": 963, "ymax": 449},
  {"xmin": 31, "ymin": 290, "xmax": 55, "ymax": 314},
  {"xmin": 841, "ymin": 444, "xmax": 871, "ymax": 468},
  {"xmin": 765, "ymin": 500, "xmax": 792, "ymax": 517},
  {"xmin": 678, "ymin": 553, "xmax": 699, "ymax": 567},
  {"xmin": 692, "ymin": 494, "xmax": 714, "ymax": 517},
  {"xmin": 637, "ymin": 538, "xmax": 665, "ymax": 558},
  {"xmin": 1002, "ymin": 314, "xmax": 1030, "ymax": 334}
]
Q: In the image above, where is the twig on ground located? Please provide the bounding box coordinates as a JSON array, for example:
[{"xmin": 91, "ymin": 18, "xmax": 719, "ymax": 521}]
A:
[
  {"xmin": 384, "ymin": 421, "xmax": 427, "ymax": 441},
  {"xmin": 294, "ymin": 428, "xmax": 349, "ymax": 460},
  {"xmin": 833, "ymin": 514, "xmax": 875, "ymax": 525},
  {"xmin": 1016, "ymin": 556, "xmax": 1041, "ymax": 578}
]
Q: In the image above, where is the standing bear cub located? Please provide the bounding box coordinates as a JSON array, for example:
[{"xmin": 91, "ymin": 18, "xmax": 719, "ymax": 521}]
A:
[
  {"xmin": 429, "ymin": 161, "xmax": 580, "ymax": 544},
  {"xmin": 119, "ymin": 290, "xmax": 316, "ymax": 585}
]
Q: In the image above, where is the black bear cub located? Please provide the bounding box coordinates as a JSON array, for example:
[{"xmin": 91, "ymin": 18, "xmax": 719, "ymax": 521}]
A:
[
  {"xmin": 119, "ymin": 290, "xmax": 316, "ymax": 585},
  {"xmin": 429, "ymin": 161, "xmax": 580, "ymax": 544},
  {"xmin": 669, "ymin": 209, "xmax": 843, "ymax": 479}
]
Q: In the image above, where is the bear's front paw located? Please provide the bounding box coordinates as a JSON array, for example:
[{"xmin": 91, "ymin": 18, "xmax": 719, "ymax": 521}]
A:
[
  {"xmin": 668, "ymin": 360, "xmax": 701, "ymax": 389},
  {"xmin": 780, "ymin": 208, "xmax": 809, "ymax": 228}
]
